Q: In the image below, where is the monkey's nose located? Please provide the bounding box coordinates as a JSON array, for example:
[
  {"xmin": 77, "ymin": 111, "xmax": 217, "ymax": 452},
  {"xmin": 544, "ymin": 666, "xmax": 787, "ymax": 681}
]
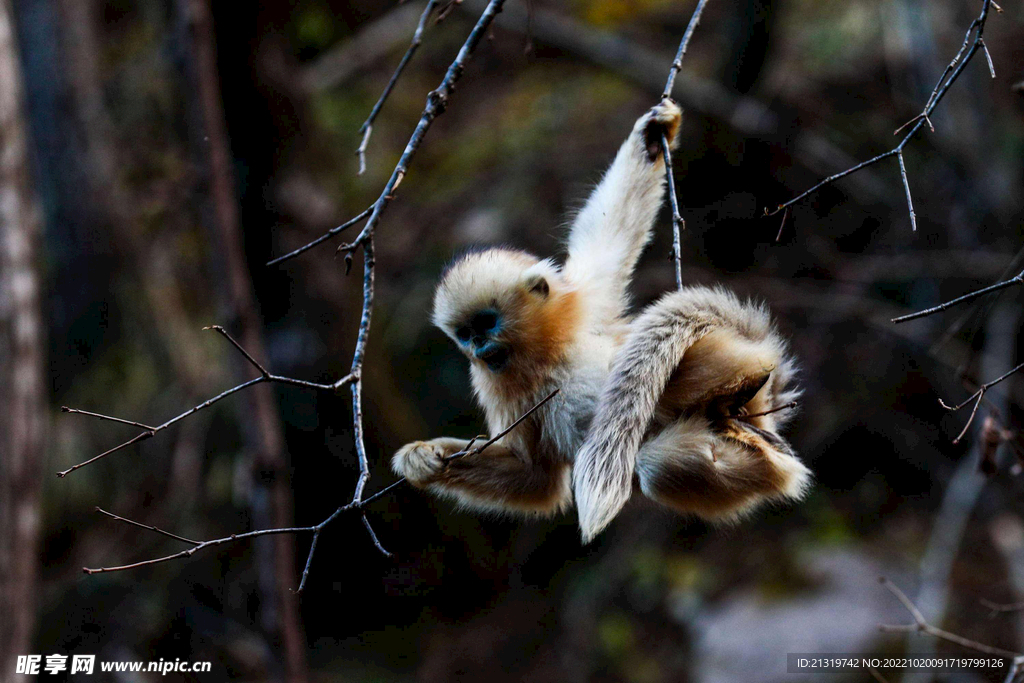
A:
[{"xmin": 469, "ymin": 310, "xmax": 500, "ymax": 335}]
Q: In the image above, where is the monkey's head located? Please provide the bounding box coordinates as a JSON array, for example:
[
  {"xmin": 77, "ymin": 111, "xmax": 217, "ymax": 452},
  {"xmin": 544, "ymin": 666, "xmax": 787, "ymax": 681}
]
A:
[{"xmin": 432, "ymin": 247, "xmax": 578, "ymax": 379}]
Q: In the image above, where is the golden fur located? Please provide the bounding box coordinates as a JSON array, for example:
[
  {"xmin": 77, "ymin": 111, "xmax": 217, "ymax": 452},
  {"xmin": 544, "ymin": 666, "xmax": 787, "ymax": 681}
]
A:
[{"xmin": 393, "ymin": 101, "xmax": 811, "ymax": 540}]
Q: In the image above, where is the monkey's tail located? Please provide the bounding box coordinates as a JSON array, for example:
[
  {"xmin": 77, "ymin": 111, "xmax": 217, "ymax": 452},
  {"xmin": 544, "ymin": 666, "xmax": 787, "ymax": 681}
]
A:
[{"xmin": 573, "ymin": 291, "xmax": 717, "ymax": 543}]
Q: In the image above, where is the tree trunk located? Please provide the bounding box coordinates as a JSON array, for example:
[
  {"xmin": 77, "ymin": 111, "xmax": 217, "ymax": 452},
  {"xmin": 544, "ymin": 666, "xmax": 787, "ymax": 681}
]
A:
[{"xmin": 0, "ymin": 0, "xmax": 46, "ymax": 677}]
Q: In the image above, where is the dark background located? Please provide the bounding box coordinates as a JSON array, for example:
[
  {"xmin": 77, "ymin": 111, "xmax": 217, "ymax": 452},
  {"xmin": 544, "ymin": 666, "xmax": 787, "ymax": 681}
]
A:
[{"xmin": 4, "ymin": 0, "xmax": 1024, "ymax": 680}]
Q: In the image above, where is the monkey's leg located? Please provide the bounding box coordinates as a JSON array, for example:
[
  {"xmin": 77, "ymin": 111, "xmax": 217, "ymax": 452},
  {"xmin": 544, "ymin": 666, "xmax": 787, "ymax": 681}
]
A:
[
  {"xmin": 635, "ymin": 415, "xmax": 811, "ymax": 521},
  {"xmin": 392, "ymin": 438, "xmax": 571, "ymax": 515}
]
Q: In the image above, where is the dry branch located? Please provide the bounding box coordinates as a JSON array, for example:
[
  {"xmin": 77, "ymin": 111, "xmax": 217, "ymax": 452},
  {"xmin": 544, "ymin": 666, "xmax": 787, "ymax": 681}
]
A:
[
  {"xmin": 658, "ymin": 0, "xmax": 711, "ymax": 290},
  {"xmin": 66, "ymin": 0, "xmax": 510, "ymax": 585},
  {"xmin": 356, "ymin": 0, "xmax": 441, "ymax": 175},
  {"xmin": 82, "ymin": 389, "xmax": 559, "ymax": 585},
  {"xmin": 59, "ymin": 325, "xmax": 357, "ymax": 478},
  {"xmin": 879, "ymin": 577, "xmax": 1021, "ymax": 659},
  {"xmin": 939, "ymin": 361, "xmax": 1024, "ymax": 444},
  {"xmin": 892, "ymin": 269, "xmax": 1024, "ymax": 324},
  {"xmin": 268, "ymin": 0, "xmax": 507, "ymax": 266},
  {"xmin": 982, "ymin": 598, "xmax": 1024, "ymax": 614},
  {"xmin": 767, "ymin": 0, "xmax": 998, "ymax": 233}
]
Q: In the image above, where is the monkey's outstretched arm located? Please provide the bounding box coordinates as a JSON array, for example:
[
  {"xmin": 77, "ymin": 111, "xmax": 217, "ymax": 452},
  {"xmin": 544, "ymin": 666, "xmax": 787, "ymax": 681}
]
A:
[
  {"xmin": 392, "ymin": 438, "xmax": 572, "ymax": 515},
  {"xmin": 563, "ymin": 100, "xmax": 682, "ymax": 322}
]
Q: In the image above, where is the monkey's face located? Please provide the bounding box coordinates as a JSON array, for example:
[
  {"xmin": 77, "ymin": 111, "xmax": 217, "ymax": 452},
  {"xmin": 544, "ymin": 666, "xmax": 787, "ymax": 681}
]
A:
[{"xmin": 432, "ymin": 248, "xmax": 576, "ymax": 376}]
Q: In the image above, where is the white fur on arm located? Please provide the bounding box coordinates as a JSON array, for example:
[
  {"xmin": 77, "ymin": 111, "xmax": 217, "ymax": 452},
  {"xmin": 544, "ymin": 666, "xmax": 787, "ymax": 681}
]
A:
[{"xmin": 563, "ymin": 102, "xmax": 681, "ymax": 323}]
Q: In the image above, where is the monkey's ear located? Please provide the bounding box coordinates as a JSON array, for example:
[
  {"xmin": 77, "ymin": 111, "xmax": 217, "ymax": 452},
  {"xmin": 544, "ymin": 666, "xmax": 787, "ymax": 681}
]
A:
[{"xmin": 525, "ymin": 275, "xmax": 550, "ymax": 298}]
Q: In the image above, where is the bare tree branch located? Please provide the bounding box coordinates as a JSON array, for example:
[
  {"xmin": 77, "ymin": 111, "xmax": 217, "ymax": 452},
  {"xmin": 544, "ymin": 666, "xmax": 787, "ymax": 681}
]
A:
[
  {"xmin": 67, "ymin": 0, "xmax": 512, "ymax": 588},
  {"xmin": 659, "ymin": 0, "xmax": 711, "ymax": 289},
  {"xmin": 879, "ymin": 577, "xmax": 1021, "ymax": 659},
  {"xmin": 939, "ymin": 361, "xmax": 1024, "ymax": 444},
  {"xmin": 266, "ymin": 206, "xmax": 373, "ymax": 267},
  {"xmin": 58, "ymin": 325, "xmax": 357, "ymax": 478},
  {"xmin": 661, "ymin": 131, "xmax": 685, "ymax": 290},
  {"xmin": 356, "ymin": 0, "xmax": 441, "ymax": 175},
  {"xmin": 892, "ymin": 269, "xmax": 1024, "ymax": 323},
  {"xmin": 268, "ymin": 0, "xmax": 507, "ymax": 267},
  {"xmin": 767, "ymin": 0, "xmax": 998, "ymax": 232},
  {"xmin": 82, "ymin": 389, "xmax": 560, "ymax": 583},
  {"xmin": 897, "ymin": 151, "xmax": 917, "ymax": 232},
  {"xmin": 661, "ymin": 0, "xmax": 711, "ymax": 101},
  {"xmin": 982, "ymin": 598, "xmax": 1024, "ymax": 614}
]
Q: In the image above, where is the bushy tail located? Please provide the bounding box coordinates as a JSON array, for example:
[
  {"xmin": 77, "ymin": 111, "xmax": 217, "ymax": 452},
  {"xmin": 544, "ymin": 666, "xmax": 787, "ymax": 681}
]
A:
[{"xmin": 573, "ymin": 297, "xmax": 715, "ymax": 542}]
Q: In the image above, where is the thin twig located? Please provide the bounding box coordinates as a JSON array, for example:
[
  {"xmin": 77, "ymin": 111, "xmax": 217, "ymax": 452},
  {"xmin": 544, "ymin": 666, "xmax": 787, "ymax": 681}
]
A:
[
  {"xmin": 939, "ymin": 361, "xmax": 1024, "ymax": 444},
  {"xmin": 267, "ymin": 0, "xmax": 507, "ymax": 266},
  {"xmin": 878, "ymin": 577, "xmax": 1021, "ymax": 658},
  {"xmin": 767, "ymin": 0, "xmax": 996, "ymax": 230},
  {"xmin": 266, "ymin": 206, "xmax": 373, "ymax": 267},
  {"xmin": 347, "ymin": 238, "xmax": 375, "ymax": 505},
  {"xmin": 83, "ymin": 524, "xmax": 321, "ymax": 575},
  {"xmin": 95, "ymin": 507, "xmax": 199, "ymax": 546},
  {"xmin": 892, "ymin": 269, "xmax": 1024, "ymax": 323},
  {"xmin": 982, "ymin": 598, "xmax": 1024, "ymax": 614},
  {"xmin": 356, "ymin": 0, "xmax": 441, "ymax": 175},
  {"xmin": 657, "ymin": 0, "xmax": 710, "ymax": 288},
  {"xmin": 446, "ymin": 388, "xmax": 560, "ymax": 462},
  {"xmin": 83, "ymin": 388, "xmax": 559, "ymax": 578},
  {"xmin": 739, "ymin": 401, "xmax": 798, "ymax": 420},
  {"xmin": 774, "ymin": 206, "xmax": 789, "ymax": 242},
  {"xmin": 204, "ymin": 325, "xmax": 267, "ymax": 376},
  {"xmin": 60, "ymin": 407, "xmax": 155, "ymax": 431},
  {"xmin": 361, "ymin": 513, "xmax": 392, "ymax": 557},
  {"xmin": 661, "ymin": 131, "xmax": 684, "ymax": 290},
  {"xmin": 58, "ymin": 327, "xmax": 357, "ymax": 477},
  {"xmin": 661, "ymin": 0, "xmax": 711, "ymax": 100},
  {"xmin": 897, "ymin": 151, "xmax": 916, "ymax": 232}
]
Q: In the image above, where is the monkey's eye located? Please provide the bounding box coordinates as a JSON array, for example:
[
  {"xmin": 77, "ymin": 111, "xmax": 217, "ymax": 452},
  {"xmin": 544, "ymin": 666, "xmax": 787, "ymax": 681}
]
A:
[{"xmin": 456, "ymin": 327, "xmax": 472, "ymax": 342}]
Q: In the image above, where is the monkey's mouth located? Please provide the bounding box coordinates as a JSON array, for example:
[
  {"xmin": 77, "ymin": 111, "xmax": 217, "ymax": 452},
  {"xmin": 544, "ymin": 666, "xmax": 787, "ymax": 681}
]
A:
[{"xmin": 474, "ymin": 342, "xmax": 511, "ymax": 372}]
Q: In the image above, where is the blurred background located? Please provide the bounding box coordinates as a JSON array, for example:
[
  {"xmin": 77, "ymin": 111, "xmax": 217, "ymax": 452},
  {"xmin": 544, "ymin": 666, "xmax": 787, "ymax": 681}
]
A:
[{"xmin": 1, "ymin": 0, "xmax": 1023, "ymax": 681}]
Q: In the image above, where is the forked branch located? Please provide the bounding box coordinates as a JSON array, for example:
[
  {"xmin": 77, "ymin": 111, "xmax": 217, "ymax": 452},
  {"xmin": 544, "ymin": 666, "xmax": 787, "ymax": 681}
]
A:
[
  {"xmin": 767, "ymin": 0, "xmax": 998, "ymax": 233},
  {"xmin": 66, "ymin": 0, "xmax": 511, "ymax": 578},
  {"xmin": 59, "ymin": 325, "xmax": 357, "ymax": 478},
  {"xmin": 268, "ymin": 0, "xmax": 507, "ymax": 266},
  {"xmin": 879, "ymin": 577, "xmax": 1021, "ymax": 659},
  {"xmin": 939, "ymin": 361, "xmax": 1024, "ymax": 444},
  {"xmin": 82, "ymin": 389, "xmax": 560, "ymax": 589}
]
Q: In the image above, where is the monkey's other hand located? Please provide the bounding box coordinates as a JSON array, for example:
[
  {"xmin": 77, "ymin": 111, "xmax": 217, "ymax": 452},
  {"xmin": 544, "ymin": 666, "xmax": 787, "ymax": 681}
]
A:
[
  {"xmin": 392, "ymin": 440, "xmax": 447, "ymax": 487},
  {"xmin": 639, "ymin": 99, "xmax": 683, "ymax": 161}
]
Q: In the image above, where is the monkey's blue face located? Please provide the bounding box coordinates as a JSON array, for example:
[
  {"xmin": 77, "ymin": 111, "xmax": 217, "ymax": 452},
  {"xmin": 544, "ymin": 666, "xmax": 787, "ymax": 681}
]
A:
[{"xmin": 454, "ymin": 309, "xmax": 511, "ymax": 372}]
